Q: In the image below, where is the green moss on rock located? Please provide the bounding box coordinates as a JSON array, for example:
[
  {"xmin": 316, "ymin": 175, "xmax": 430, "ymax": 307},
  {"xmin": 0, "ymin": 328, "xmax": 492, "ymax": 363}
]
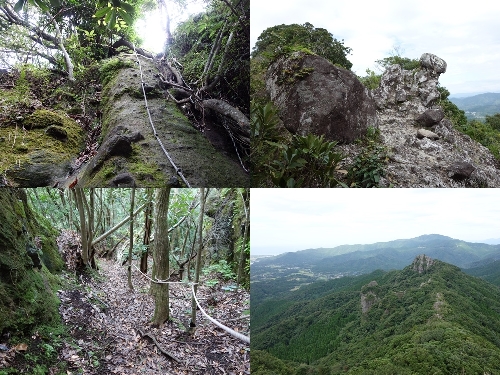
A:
[
  {"xmin": 0, "ymin": 189, "xmax": 63, "ymax": 335},
  {"xmin": 99, "ymin": 57, "xmax": 135, "ymax": 87}
]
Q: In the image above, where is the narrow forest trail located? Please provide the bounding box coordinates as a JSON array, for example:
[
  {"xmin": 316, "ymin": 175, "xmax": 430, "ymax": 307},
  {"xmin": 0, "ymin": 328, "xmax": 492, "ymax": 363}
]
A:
[{"xmin": 58, "ymin": 259, "xmax": 250, "ymax": 374}]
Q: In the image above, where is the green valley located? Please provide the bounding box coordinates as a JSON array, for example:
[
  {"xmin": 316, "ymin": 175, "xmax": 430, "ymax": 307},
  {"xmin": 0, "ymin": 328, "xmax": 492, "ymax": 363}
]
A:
[{"xmin": 251, "ymin": 254, "xmax": 500, "ymax": 374}]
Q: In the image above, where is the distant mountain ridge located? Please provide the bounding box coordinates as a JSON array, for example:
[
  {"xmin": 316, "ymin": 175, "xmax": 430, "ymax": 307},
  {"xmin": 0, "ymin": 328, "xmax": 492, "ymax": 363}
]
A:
[
  {"xmin": 449, "ymin": 92, "xmax": 500, "ymax": 120},
  {"xmin": 252, "ymin": 234, "xmax": 500, "ymax": 279}
]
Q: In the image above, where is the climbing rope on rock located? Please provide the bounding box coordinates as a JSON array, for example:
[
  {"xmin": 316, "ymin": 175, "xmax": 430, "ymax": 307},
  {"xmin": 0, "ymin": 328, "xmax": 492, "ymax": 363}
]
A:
[{"xmin": 131, "ymin": 43, "xmax": 191, "ymax": 187}]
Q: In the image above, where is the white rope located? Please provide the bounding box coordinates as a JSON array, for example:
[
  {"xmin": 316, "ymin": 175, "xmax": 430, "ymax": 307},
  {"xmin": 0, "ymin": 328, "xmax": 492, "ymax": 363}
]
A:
[
  {"xmin": 131, "ymin": 261, "xmax": 249, "ymax": 344},
  {"xmin": 191, "ymin": 284, "xmax": 250, "ymax": 344},
  {"xmin": 132, "ymin": 263, "xmax": 189, "ymax": 284},
  {"xmin": 131, "ymin": 44, "xmax": 191, "ymax": 187}
]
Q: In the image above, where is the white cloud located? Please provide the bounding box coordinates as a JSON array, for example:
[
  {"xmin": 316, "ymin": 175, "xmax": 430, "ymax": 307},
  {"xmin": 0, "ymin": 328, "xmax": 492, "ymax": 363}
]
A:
[
  {"xmin": 251, "ymin": 0, "xmax": 500, "ymax": 94},
  {"xmin": 251, "ymin": 189, "xmax": 500, "ymax": 255}
]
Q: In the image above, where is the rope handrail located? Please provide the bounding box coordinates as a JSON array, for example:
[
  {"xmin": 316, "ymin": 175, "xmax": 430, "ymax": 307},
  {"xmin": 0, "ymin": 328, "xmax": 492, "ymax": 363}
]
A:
[
  {"xmin": 131, "ymin": 44, "xmax": 191, "ymax": 187},
  {"xmin": 191, "ymin": 283, "xmax": 250, "ymax": 344},
  {"xmin": 131, "ymin": 263, "xmax": 188, "ymax": 284},
  {"xmin": 131, "ymin": 263, "xmax": 250, "ymax": 344}
]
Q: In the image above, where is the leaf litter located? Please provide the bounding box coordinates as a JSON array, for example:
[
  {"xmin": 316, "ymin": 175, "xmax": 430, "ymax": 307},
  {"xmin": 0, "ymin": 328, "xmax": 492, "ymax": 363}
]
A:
[{"xmin": 57, "ymin": 248, "xmax": 249, "ymax": 374}]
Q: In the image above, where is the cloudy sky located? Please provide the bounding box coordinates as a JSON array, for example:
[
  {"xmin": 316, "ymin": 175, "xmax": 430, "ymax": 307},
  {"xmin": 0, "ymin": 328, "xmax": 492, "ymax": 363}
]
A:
[
  {"xmin": 251, "ymin": 0, "xmax": 500, "ymax": 96},
  {"xmin": 251, "ymin": 189, "xmax": 500, "ymax": 255}
]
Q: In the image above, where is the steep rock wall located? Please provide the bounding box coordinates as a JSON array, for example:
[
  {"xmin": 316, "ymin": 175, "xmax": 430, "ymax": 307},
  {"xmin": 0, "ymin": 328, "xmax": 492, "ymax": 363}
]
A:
[{"xmin": 0, "ymin": 189, "xmax": 63, "ymax": 334}]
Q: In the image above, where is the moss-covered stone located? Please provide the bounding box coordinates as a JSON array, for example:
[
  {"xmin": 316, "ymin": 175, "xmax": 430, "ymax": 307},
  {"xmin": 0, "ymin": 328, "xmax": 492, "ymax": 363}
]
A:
[
  {"xmin": 81, "ymin": 54, "xmax": 249, "ymax": 187},
  {"xmin": 0, "ymin": 189, "xmax": 63, "ymax": 335},
  {"xmin": 99, "ymin": 57, "xmax": 135, "ymax": 87},
  {"xmin": 0, "ymin": 109, "xmax": 85, "ymax": 184}
]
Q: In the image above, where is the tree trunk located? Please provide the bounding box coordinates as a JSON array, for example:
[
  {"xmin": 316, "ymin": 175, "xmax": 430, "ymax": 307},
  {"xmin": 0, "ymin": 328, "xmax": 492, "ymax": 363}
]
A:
[
  {"xmin": 237, "ymin": 189, "xmax": 249, "ymax": 285},
  {"xmin": 74, "ymin": 188, "xmax": 89, "ymax": 266},
  {"xmin": 140, "ymin": 189, "xmax": 154, "ymax": 273},
  {"xmin": 127, "ymin": 188, "xmax": 136, "ymax": 291},
  {"xmin": 91, "ymin": 203, "xmax": 147, "ymax": 246},
  {"xmin": 202, "ymin": 99, "xmax": 250, "ymax": 138},
  {"xmin": 52, "ymin": 19, "xmax": 74, "ymax": 81},
  {"xmin": 152, "ymin": 188, "xmax": 171, "ymax": 326},
  {"xmin": 191, "ymin": 187, "xmax": 205, "ymax": 326}
]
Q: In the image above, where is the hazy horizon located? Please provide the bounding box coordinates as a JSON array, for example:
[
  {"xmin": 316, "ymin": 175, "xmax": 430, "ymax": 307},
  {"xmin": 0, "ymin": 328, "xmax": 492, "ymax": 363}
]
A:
[{"xmin": 252, "ymin": 234, "xmax": 500, "ymax": 256}]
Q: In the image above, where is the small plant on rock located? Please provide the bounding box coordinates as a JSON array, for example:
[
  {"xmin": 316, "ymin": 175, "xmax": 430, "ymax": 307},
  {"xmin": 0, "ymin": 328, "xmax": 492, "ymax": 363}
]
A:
[
  {"xmin": 347, "ymin": 126, "xmax": 387, "ymax": 187},
  {"xmin": 268, "ymin": 133, "xmax": 344, "ymax": 188}
]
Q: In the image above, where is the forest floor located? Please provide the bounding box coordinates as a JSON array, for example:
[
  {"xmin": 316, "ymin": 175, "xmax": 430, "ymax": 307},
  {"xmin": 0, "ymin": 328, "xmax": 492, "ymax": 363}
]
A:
[{"xmin": 57, "ymin": 258, "xmax": 250, "ymax": 374}]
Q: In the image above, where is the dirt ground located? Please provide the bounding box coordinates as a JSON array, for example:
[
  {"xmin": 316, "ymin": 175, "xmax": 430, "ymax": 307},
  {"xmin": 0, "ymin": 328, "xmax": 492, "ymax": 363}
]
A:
[{"xmin": 57, "ymin": 258, "xmax": 250, "ymax": 374}]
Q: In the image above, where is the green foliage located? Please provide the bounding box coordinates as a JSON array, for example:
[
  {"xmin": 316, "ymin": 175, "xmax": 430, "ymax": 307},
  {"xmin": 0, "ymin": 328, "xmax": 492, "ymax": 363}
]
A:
[
  {"xmin": 252, "ymin": 22, "xmax": 353, "ymax": 69},
  {"xmin": 13, "ymin": 0, "xmax": 61, "ymax": 13},
  {"xmin": 376, "ymin": 55, "xmax": 420, "ymax": 71},
  {"xmin": 251, "ymin": 350, "xmax": 297, "ymax": 375},
  {"xmin": 250, "ymin": 101, "xmax": 284, "ymax": 186},
  {"xmin": 437, "ymin": 86, "xmax": 468, "ymax": 128},
  {"xmin": 457, "ymin": 118, "xmax": 500, "ymax": 159},
  {"xmin": 169, "ymin": 1, "xmax": 249, "ymax": 112},
  {"xmin": 251, "ymin": 101, "xmax": 344, "ymax": 187},
  {"xmin": 439, "ymin": 88, "xmax": 500, "ymax": 160},
  {"xmin": 202, "ymin": 260, "xmax": 236, "ymax": 280},
  {"xmin": 358, "ymin": 68, "xmax": 381, "ymax": 90},
  {"xmin": 252, "ymin": 258, "xmax": 500, "ymax": 374},
  {"xmin": 347, "ymin": 127, "xmax": 386, "ymax": 187},
  {"xmin": 486, "ymin": 113, "xmax": 500, "ymax": 130},
  {"xmin": 268, "ymin": 133, "xmax": 344, "ymax": 188},
  {"xmin": 94, "ymin": 0, "xmax": 136, "ymax": 31},
  {"xmin": 250, "ymin": 56, "xmax": 270, "ymax": 104}
]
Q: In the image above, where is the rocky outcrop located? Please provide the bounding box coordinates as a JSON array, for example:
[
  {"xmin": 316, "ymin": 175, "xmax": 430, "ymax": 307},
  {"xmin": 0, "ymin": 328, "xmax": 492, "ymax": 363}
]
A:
[
  {"xmin": 2, "ymin": 109, "xmax": 85, "ymax": 187},
  {"xmin": 370, "ymin": 53, "xmax": 500, "ymax": 187},
  {"xmin": 372, "ymin": 53, "xmax": 446, "ymax": 114},
  {"xmin": 266, "ymin": 52, "xmax": 378, "ymax": 143},
  {"xmin": 360, "ymin": 280, "xmax": 379, "ymax": 314},
  {"xmin": 412, "ymin": 254, "xmax": 434, "ymax": 274}
]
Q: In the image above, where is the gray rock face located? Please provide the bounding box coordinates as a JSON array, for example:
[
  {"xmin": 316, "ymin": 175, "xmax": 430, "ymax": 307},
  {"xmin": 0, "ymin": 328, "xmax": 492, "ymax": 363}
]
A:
[
  {"xmin": 412, "ymin": 254, "xmax": 434, "ymax": 274},
  {"xmin": 360, "ymin": 281, "xmax": 379, "ymax": 314},
  {"xmin": 362, "ymin": 53, "xmax": 500, "ymax": 187},
  {"xmin": 417, "ymin": 128, "xmax": 439, "ymax": 140},
  {"xmin": 266, "ymin": 52, "xmax": 378, "ymax": 143},
  {"xmin": 371, "ymin": 107, "xmax": 500, "ymax": 187},
  {"xmin": 372, "ymin": 53, "xmax": 445, "ymax": 112},
  {"xmin": 448, "ymin": 161, "xmax": 476, "ymax": 180},
  {"xmin": 419, "ymin": 53, "xmax": 447, "ymax": 75}
]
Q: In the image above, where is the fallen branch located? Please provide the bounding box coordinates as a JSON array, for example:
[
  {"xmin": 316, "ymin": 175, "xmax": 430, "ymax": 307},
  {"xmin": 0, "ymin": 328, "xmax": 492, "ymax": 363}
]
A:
[{"xmin": 135, "ymin": 327, "xmax": 182, "ymax": 363}]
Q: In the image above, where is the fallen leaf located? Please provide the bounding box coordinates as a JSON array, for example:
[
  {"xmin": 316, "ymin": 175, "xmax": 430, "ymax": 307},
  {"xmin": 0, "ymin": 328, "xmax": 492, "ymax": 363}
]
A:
[{"xmin": 15, "ymin": 343, "xmax": 28, "ymax": 351}]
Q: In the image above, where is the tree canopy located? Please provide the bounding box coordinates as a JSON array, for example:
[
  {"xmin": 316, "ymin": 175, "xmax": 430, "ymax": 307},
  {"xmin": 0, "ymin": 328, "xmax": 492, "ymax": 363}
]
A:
[{"xmin": 251, "ymin": 22, "xmax": 353, "ymax": 70}]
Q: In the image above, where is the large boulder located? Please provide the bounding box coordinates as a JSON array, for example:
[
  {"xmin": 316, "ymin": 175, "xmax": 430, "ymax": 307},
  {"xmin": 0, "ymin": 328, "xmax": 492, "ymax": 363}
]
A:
[{"xmin": 266, "ymin": 52, "xmax": 378, "ymax": 143}]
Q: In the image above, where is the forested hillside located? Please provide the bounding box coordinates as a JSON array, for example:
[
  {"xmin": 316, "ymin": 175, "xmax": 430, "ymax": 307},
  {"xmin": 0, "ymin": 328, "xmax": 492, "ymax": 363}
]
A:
[
  {"xmin": 449, "ymin": 93, "xmax": 500, "ymax": 120},
  {"xmin": 0, "ymin": 188, "xmax": 250, "ymax": 374},
  {"xmin": 252, "ymin": 256, "xmax": 500, "ymax": 374},
  {"xmin": 0, "ymin": 0, "xmax": 249, "ymax": 187}
]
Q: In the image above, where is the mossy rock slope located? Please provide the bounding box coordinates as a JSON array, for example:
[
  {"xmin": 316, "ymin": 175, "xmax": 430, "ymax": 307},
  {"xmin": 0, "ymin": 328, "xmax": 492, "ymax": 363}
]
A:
[{"xmin": 79, "ymin": 55, "xmax": 249, "ymax": 187}]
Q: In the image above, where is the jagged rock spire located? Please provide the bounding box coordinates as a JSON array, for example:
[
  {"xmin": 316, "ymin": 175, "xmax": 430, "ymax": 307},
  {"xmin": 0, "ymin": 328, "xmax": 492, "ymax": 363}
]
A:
[{"xmin": 412, "ymin": 254, "xmax": 434, "ymax": 274}]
